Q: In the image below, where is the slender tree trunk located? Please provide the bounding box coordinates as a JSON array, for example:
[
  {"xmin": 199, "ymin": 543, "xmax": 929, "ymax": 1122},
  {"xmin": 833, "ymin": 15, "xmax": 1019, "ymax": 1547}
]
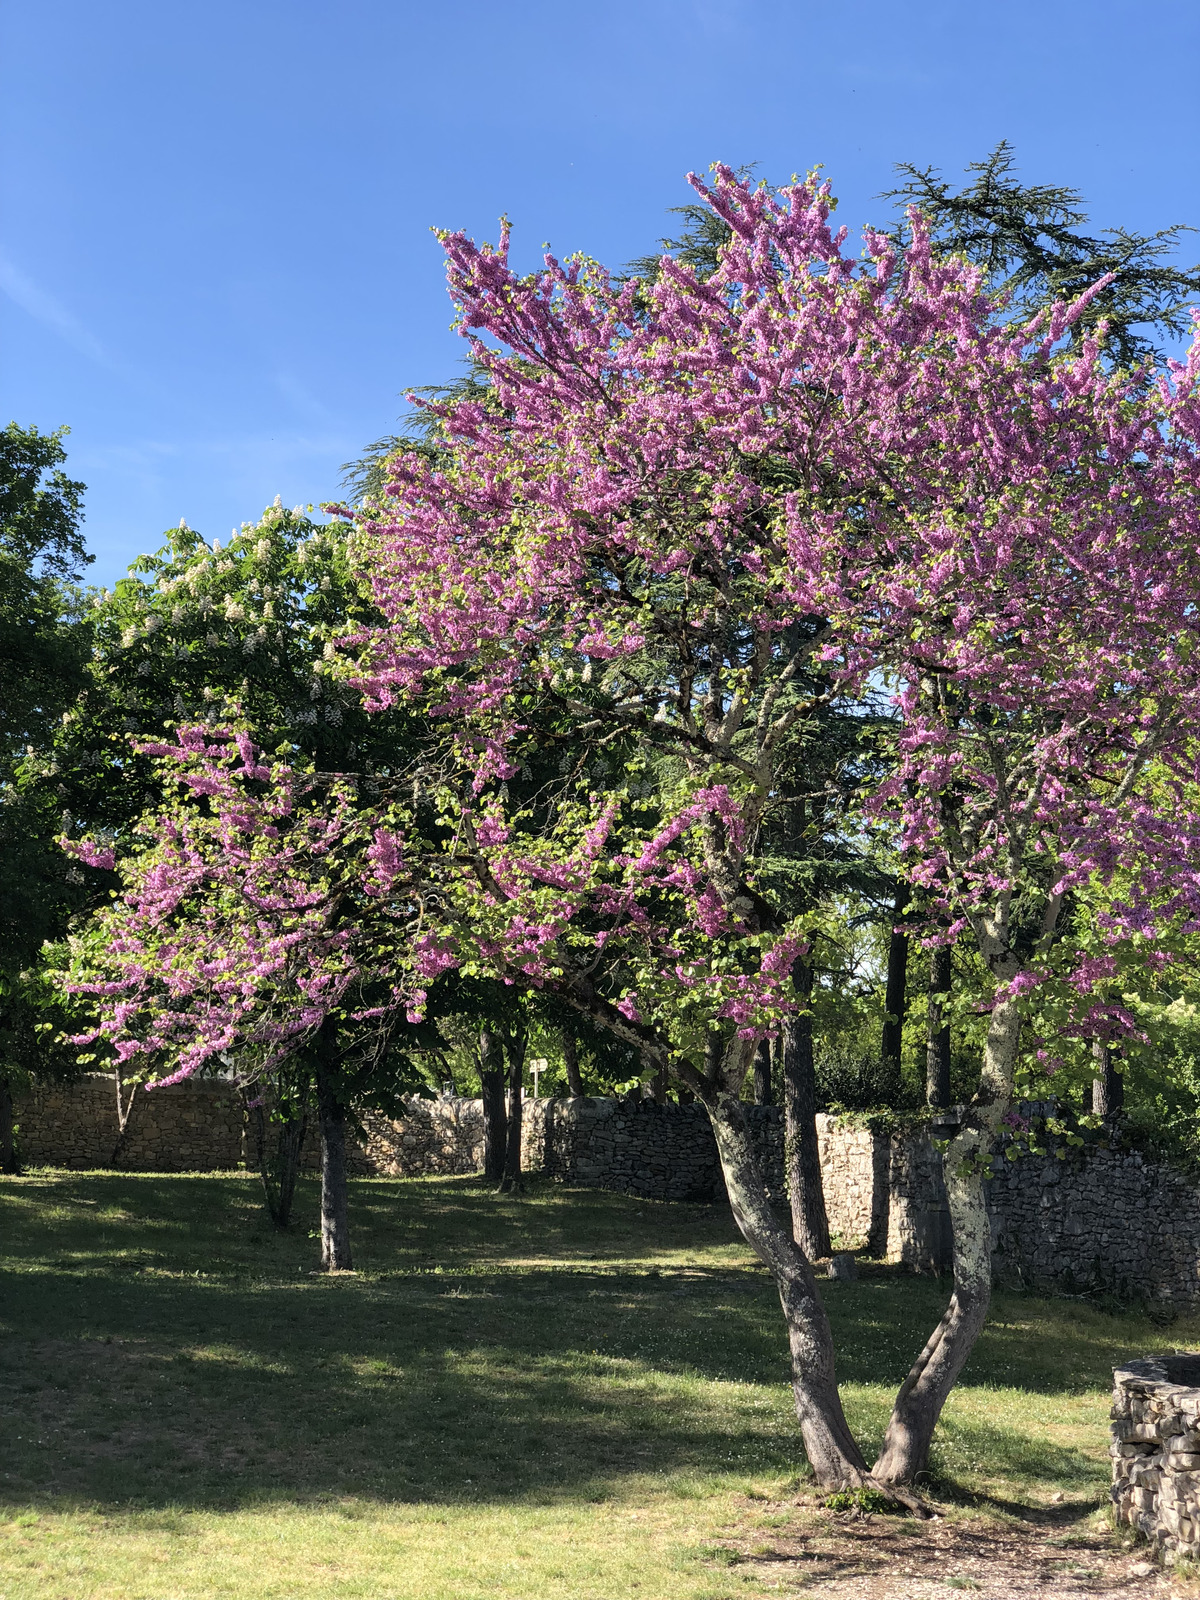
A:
[
  {"xmin": 1092, "ymin": 1039, "xmax": 1124, "ymax": 1119},
  {"xmin": 273, "ymin": 1107, "xmax": 306, "ymax": 1229},
  {"xmin": 753, "ymin": 1039, "xmax": 773, "ymax": 1105},
  {"xmin": 0, "ymin": 1075, "xmax": 17, "ymax": 1175},
  {"xmin": 497, "ymin": 1029, "xmax": 525, "ymax": 1194},
  {"xmin": 651, "ymin": 1066, "xmax": 667, "ymax": 1105},
  {"xmin": 873, "ymin": 995, "xmax": 1021, "ymax": 1483},
  {"xmin": 314, "ymin": 1033, "xmax": 352, "ymax": 1272},
  {"xmin": 110, "ymin": 1070, "xmax": 139, "ymax": 1167},
  {"xmin": 705, "ymin": 1090, "xmax": 869, "ymax": 1485},
  {"xmin": 926, "ymin": 943, "xmax": 952, "ymax": 1108},
  {"xmin": 562, "ymin": 1031, "xmax": 585, "ymax": 1097},
  {"xmin": 251, "ymin": 1092, "xmax": 307, "ymax": 1229},
  {"xmin": 480, "ymin": 1030, "xmax": 507, "ymax": 1181},
  {"xmin": 881, "ymin": 884, "xmax": 910, "ymax": 1100},
  {"xmin": 781, "ymin": 959, "xmax": 830, "ymax": 1259}
]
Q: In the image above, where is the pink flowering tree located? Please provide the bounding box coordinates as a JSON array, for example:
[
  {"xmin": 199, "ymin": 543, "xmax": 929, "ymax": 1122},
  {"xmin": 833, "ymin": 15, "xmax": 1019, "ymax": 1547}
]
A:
[
  {"xmin": 61, "ymin": 724, "xmax": 415, "ymax": 1270},
  {"xmin": 865, "ymin": 347, "xmax": 1200, "ymax": 1472},
  {"xmin": 338, "ymin": 165, "xmax": 1200, "ymax": 1490}
]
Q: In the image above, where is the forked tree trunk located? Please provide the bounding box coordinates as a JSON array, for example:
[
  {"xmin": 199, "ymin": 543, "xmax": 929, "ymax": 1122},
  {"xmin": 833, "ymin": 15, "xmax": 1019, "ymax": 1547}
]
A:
[
  {"xmin": 497, "ymin": 1030, "xmax": 525, "ymax": 1194},
  {"xmin": 480, "ymin": 1030, "xmax": 507, "ymax": 1181},
  {"xmin": 562, "ymin": 1032, "xmax": 585, "ymax": 1097},
  {"xmin": 110, "ymin": 1070, "xmax": 140, "ymax": 1167},
  {"xmin": 926, "ymin": 943, "xmax": 952, "ymax": 1108},
  {"xmin": 0, "ymin": 1075, "xmax": 17, "ymax": 1175},
  {"xmin": 314, "ymin": 1037, "xmax": 352, "ymax": 1272},
  {"xmin": 872, "ymin": 994, "xmax": 1021, "ymax": 1483},
  {"xmin": 781, "ymin": 959, "xmax": 830, "ymax": 1260},
  {"xmin": 706, "ymin": 1091, "xmax": 869, "ymax": 1486}
]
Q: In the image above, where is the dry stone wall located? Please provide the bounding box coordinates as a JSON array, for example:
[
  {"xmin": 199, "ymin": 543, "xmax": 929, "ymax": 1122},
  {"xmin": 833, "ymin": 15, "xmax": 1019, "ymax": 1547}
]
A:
[
  {"xmin": 17, "ymin": 1076, "xmax": 1200, "ymax": 1306},
  {"xmin": 357, "ymin": 1099, "xmax": 486, "ymax": 1177},
  {"xmin": 15, "ymin": 1075, "xmax": 245, "ymax": 1172},
  {"xmin": 13, "ymin": 1076, "xmax": 487, "ymax": 1178},
  {"xmin": 817, "ymin": 1118, "xmax": 887, "ymax": 1252},
  {"xmin": 524, "ymin": 1096, "xmax": 786, "ymax": 1203},
  {"xmin": 1112, "ymin": 1355, "xmax": 1200, "ymax": 1563},
  {"xmin": 988, "ymin": 1145, "xmax": 1200, "ymax": 1304}
]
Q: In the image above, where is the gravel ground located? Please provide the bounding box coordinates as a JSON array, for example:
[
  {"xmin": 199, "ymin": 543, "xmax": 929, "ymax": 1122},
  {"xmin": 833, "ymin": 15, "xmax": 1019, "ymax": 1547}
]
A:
[{"xmin": 707, "ymin": 1499, "xmax": 1198, "ymax": 1597}]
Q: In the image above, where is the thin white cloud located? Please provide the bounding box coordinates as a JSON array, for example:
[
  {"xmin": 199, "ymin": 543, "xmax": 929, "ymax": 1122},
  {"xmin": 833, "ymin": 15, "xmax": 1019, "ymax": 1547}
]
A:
[{"xmin": 0, "ymin": 253, "xmax": 109, "ymax": 365}]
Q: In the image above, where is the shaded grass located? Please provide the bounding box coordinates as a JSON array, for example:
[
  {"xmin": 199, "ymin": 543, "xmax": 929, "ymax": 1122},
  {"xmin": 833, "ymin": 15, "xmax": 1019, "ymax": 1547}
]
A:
[{"xmin": 0, "ymin": 1170, "xmax": 1193, "ymax": 1596}]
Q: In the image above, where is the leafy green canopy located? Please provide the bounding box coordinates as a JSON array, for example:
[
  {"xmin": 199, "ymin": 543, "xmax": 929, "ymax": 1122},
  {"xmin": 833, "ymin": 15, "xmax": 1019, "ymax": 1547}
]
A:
[{"xmin": 0, "ymin": 423, "xmax": 91, "ymax": 1087}]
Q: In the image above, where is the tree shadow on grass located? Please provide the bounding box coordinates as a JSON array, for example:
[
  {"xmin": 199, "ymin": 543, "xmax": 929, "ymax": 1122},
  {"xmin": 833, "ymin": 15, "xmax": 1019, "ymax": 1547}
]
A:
[
  {"xmin": 0, "ymin": 1173, "xmax": 1162, "ymax": 1515},
  {"xmin": 0, "ymin": 1272, "xmax": 791, "ymax": 1511},
  {"xmin": 0, "ymin": 1266, "xmax": 1109, "ymax": 1515}
]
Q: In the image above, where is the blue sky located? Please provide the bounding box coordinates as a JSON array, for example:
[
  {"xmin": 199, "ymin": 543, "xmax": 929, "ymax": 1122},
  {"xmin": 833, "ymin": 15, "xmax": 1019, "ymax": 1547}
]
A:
[{"xmin": 2, "ymin": 0, "xmax": 1197, "ymax": 585}]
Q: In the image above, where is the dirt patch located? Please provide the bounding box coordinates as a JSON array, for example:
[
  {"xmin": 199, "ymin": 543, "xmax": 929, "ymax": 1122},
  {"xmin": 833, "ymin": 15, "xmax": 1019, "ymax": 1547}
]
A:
[{"xmin": 709, "ymin": 1499, "xmax": 1194, "ymax": 1597}]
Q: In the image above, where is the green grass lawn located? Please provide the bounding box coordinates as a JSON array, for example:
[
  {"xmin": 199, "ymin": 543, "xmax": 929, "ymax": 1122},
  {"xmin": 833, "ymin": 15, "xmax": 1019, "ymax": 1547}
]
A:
[{"xmin": 0, "ymin": 1170, "xmax": 1192, "ymax": 1598}]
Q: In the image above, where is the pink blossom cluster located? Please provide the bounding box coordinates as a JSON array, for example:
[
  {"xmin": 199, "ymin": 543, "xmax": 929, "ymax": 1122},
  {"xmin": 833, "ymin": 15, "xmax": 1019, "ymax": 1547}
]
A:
[{"xmin": 62, "ymin": 727, "xmax": 413, "ymax": 1084}]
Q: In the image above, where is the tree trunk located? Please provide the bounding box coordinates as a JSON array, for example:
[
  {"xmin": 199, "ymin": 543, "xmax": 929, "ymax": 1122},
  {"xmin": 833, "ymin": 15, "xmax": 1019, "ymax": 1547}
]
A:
[
  {"xmin": 314, "ymin": 1036, "xmax": 352, "ymax": 1272},
  {"xmin": 881, "ymin": 883, "xmax": 910, "ymax": 1100},
  {"xmin": 251, "ymin": 1093, "xmax": 307, "ymax": 1229},
  {"xmin": 873, "ymin": 994, "xmax": 1021, "ymax": 1483},
  {"xmin": 651, "ymin": 1066, "xmax": 667, "ymax": 1105},
  {"xmin": 110, "ymin": 1070, "xmax": 139, "ymax": 1167},
  {"xmin": 0, "ymin": 1075, "xmax": 17, "ymax": 1175},
  {"xmin": 1092, "ymin": 1039, "xmax": 1124, "ymax": 1119},
  {"xmin": 781, "ymin": 959, "xmax": 830, "ymax": 1260},
  {"xmin": 705, "ymin": 1090, "xmax": 870, "ymax": 1486},
  {"xmin": 480, "ymin": 1030, "xmax": 507, "ymax": 1181},
  {"xmin": 497, "ymin": 1029, "xmax": 525, "ymax": 1194},
  {"xmin": 562, "ymin": 1031, "xmax": 585, "ymax": 1096},
  {"xmin": 926, "ymin": 943, "xmax": 952, "ymax": 1108},
  {"xmin": 753, "ymin": 1039, "xmax": 773, "ymax": 1105}
]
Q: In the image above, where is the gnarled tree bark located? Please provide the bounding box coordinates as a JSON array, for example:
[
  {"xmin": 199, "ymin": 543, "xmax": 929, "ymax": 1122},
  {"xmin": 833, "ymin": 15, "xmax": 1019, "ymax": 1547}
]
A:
[
  {"xmin": 556, "ymin": 974, "xmax": 915, "ymax": 1497},
  {"xmin": 705, "ymin": 1086, "xmax": 869, "ymax": 1485},
  {"xmin": 872, "ymin": 993, "xmax": 1020, "ymax": 1483}
]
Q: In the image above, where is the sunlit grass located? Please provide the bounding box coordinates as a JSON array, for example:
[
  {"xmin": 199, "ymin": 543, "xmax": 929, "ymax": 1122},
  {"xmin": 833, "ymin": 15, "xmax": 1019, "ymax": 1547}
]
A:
[{"xmin": 0, "ymin": 1170, "xmax": 1190, "ymax": 1597}]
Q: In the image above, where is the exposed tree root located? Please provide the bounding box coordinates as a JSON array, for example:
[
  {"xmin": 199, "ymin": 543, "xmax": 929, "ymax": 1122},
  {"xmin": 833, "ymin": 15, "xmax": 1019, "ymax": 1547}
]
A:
[{"xmin": 864, "ymin": 1475, "xmax": 932, "ymax": 1518}]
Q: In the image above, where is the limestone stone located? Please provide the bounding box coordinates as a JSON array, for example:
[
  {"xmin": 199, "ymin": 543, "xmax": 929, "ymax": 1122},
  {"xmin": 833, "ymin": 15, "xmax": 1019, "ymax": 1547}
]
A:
[{"xmin": 1113, "ymin": 1358, "xmax": 1200, "ymax": 1565}]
